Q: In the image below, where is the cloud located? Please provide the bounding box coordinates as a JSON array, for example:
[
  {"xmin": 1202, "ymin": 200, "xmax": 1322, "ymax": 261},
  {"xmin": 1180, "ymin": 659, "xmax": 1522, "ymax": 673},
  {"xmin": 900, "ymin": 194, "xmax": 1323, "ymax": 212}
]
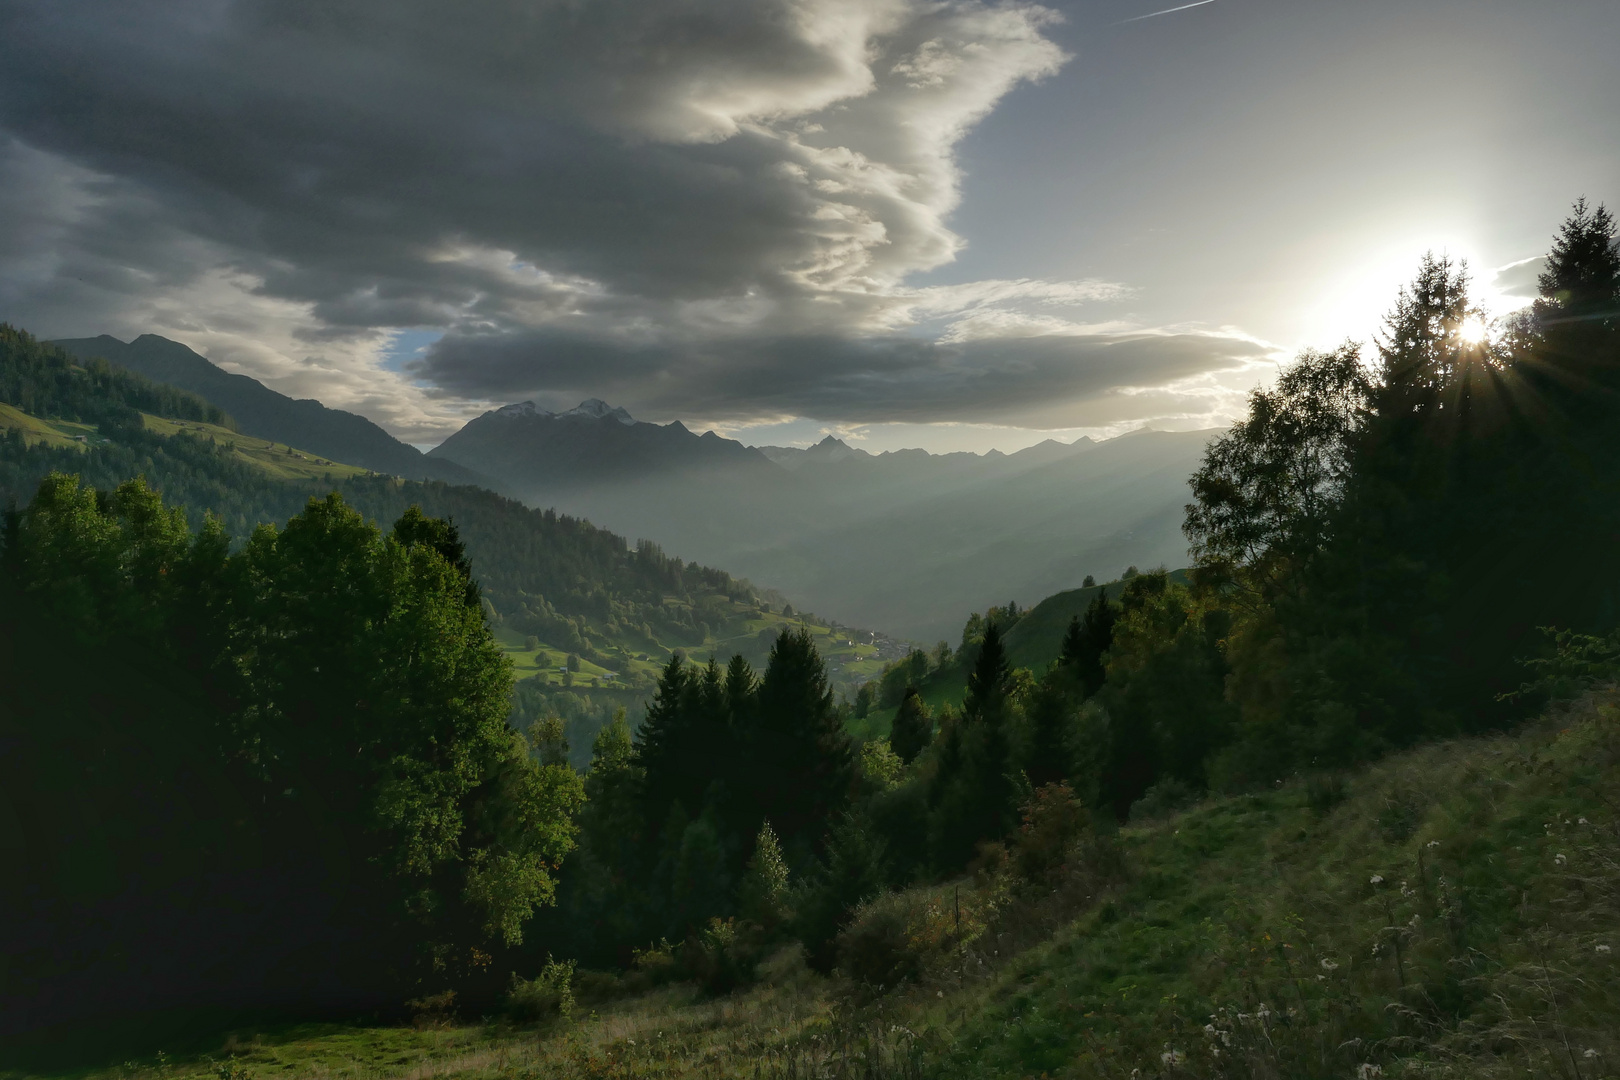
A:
[
  {"xmin": 0, "ymin": 0, "xmax": 1259, "ymax": 440},
  {"xmin": 416, "ymin": 324, "xmax": 1273, "ymax": 427}
]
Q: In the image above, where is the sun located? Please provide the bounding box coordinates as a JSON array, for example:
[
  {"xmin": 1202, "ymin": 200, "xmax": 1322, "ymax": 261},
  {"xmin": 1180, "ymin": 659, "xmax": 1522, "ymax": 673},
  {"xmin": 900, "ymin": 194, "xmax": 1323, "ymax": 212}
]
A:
[{"xmin": 1458, "ymin": 316, "xmax": 1489, "ymax": 345}]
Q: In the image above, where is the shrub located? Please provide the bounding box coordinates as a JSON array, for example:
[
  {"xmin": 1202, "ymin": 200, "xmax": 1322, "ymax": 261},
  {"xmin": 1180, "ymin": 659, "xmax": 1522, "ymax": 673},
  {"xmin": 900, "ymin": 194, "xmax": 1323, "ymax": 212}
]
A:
[
  {"xmin": 1304, "ymin": 771, "xmax": 1348, "ymax": 814},
  {"xmin": 505, "ymin": 958, "xmax": 576, "ymax": 1023},
  {"xmin": 1010, "ymin": 782, "xmax": 1090, "ymax": 883},
  {"xmin": 1128, "ymin": 776, "xmax": 1197, "ymax": 822},
  {"xmin": 836, "ymin": 901, "xmax": 918, "ymax": 987},
  {"xmin": 680, "ymin": 917, "xmax": 761, "ymax": 995},
  {"xmin": 405, "ymin": 989, "xmax": 458, "ymax": 1029},
  {"xmin": 835, "ymin": 887, "xmax": 968, "ymax": 988}
]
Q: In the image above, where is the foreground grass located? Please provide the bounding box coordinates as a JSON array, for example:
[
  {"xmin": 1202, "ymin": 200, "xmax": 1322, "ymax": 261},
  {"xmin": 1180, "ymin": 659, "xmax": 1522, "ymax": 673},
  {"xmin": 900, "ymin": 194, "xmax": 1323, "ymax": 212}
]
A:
[{"xmin": 16, "ymin": 693, "xmax": 1620, "ymax": 1080}]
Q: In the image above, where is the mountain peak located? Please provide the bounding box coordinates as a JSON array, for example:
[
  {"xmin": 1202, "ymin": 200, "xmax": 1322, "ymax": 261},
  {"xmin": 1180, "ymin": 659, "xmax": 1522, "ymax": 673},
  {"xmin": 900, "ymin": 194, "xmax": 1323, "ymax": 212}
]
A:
[
  {"xmin": 562, "ymin": 398, "xmax": 636, "ymax": 424},
  {"xmin": 494, "ymin": 400, "xmax": 551, "ymax": 419},
  {"xmin": 490, "ymin": 398, "xmax": 637, "ymax": 424}
]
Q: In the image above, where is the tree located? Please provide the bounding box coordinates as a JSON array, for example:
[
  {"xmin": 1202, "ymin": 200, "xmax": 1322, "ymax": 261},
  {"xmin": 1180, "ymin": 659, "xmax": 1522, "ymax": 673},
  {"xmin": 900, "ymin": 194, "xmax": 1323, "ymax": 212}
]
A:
[
  {"xmin": 0, "ymin": 478, "xmax": 584, "ymax": 1026},
  {"xmin": 889, "ymin": 687, "xmax": 933, "ymax": 764},
  {"xmin": 853, "ymin": 680, "xmax": 876, "ymax": 719},
  {"xmin": 1185, "ymin": 344, "xmax": 1372, "ymax": 595},
  {"xmin": 751, "ymin": 628, "xmax": 854, "ymax": 865},
  {"xmin": 1066, "ymin": 590, "xmax": 1117, "ymax": 700},
  {"xmin": 739, "ymin": 821, "xmax": 792, "ymax": 929},
  {"xmin": 963, "ymin": 621, "xmax": 1011, "ymax": 721},
  {"xmin": 1535, "ymin": 198, "xmax": 1620, "ymax": 328},
  {"xmin": 793, "ymin": 812, "xmax": 888, "ymax": 972}
]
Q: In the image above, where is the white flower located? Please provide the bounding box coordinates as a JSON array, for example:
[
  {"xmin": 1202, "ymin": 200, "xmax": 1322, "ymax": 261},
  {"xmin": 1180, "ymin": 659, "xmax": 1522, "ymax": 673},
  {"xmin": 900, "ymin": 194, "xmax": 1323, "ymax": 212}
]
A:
[
  {"xmin": 1585, "ymin": 1049, "xmax": 1600, "ymax": 1059},
  {"xmin": 1320, "ymin": 958, "xmax": 1339, "ymax": 972},
  {"xmin": 1160, "ymin": 1049, "xmax": 1185, "ymax": 1066},
  {"xmin": 1579, "ymin": 817, "xmax": 1590, "ymax": 825},
  {"xmin": 1370, "ymin": 874, "xmax": 1385, "ymax": 885},
  {"xmin": 1555, "ymin": 853, "xmax": 1568, "ymax": 866},
  {"xmin": 1426, "ymin": 840, "xmax": 1440, "ymax": 848},
  {"xmin": 1597, "ymin": 944, "xmax": 1612, "ymax": 955}
]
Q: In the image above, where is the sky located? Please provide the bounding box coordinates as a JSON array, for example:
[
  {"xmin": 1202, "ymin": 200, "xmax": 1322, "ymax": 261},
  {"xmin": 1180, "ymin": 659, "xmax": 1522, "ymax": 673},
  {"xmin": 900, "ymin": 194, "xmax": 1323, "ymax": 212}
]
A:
[{"xmin": 1, "ymin": 0, "xmax": 1616, "ymax": 454}]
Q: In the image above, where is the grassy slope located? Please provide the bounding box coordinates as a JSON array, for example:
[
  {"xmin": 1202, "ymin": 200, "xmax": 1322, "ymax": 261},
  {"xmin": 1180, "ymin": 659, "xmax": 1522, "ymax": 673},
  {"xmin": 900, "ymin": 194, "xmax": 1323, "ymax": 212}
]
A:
[
  {"xmin": 25, "ymin": 692, "xmax": 1618, "ymax": 1080},
  {"xmin": 0, "ymin": 402, "xmax": 100, "ymax": 450},
  {"xmin": 139, "ymin": 414, "xmax": 371, "ymax": 483},
  {"xmin": 498, "ymin": 608, "xmax": 890, "ymax": 695}
]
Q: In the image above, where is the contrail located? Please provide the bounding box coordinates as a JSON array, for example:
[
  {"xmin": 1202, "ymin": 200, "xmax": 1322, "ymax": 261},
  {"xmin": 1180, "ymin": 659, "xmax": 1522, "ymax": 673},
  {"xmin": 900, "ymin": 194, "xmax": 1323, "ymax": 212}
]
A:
[{"xmin": 1117, "ymin": 0, "xmax": 1215, "ymax": 24}]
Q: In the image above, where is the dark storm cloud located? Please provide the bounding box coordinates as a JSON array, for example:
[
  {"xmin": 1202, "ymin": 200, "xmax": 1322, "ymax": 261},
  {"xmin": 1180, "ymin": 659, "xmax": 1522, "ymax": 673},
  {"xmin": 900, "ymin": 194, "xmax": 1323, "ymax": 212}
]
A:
[
  {"xmin": 418, "ymin": 327, "xmax": 1269, "ymax": 425},
  {"xmin": 1, "ymin": 0, "xmax": 1244, "ymax": 434}
]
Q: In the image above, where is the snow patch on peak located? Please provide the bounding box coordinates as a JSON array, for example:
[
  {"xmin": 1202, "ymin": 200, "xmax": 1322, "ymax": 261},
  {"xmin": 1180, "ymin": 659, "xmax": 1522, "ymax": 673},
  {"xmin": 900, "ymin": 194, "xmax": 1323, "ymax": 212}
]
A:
[
  {"xmin": 561, "ymin": 398, "xmax": 636, "ymax": 424},
  {"xmin": 494, "ymin": 400, "xmax": 551, "ymax": 418}
]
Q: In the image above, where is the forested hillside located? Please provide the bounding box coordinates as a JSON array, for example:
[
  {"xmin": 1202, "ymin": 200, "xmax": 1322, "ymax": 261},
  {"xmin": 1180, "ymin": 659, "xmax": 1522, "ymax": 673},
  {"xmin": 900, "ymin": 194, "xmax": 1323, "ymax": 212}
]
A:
[
  {"xmin": 53, "ymin": 334, "xmax": 483, "ymax": 485},
  {"xmin": 1, "ymin": 327, "xmax": 899, "ymax": 735}
]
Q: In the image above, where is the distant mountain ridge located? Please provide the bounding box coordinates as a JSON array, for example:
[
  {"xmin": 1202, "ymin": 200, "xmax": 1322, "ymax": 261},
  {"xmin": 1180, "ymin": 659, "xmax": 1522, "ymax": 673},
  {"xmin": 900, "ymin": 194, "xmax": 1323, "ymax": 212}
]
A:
[
  {"xmin": 53, "ymin": 334, "xmax": 484, "ymax": 485},
  {"xmin": 431, "ymin": 396, "xmax": 770, "ymax": 485},
  {"xmin": 428, "ymin": 397, "xmax": 1214, "ymax": 639}
]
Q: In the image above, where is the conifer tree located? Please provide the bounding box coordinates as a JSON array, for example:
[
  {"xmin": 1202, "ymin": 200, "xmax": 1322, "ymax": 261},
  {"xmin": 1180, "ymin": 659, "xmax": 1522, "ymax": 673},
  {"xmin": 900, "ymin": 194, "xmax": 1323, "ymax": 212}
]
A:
[
  {"xmin": 964, "ymin": 620, "xmax": 1011, "ymax": 721},
  {"xmin": 751, "ymin": 628, "xmax": 853, "ymax": 864},
  {"xmin": 889, "ymin": 687, "xmax": 933, "ymax": 764},
  {"xmin": 1071, "ymin": 589, "xmax": 1117, "ymax": 699}
]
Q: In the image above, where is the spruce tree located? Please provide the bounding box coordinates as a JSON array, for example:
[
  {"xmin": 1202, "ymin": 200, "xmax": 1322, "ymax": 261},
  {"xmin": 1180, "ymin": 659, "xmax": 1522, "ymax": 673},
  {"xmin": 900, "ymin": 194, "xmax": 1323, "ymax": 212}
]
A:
[
  {"xmin": 1072, "ymin": 589, "xmax": 1117, "ymax": 699},
  {"xmin": 964, "ymin": 620, "xmax": 1010, "ymax": 721},
  {"xmin": 889, "ymin": 687, "xmax": 933, "ymax": 764},
  {"xmin": 751, "ymin": 628, "xmax": 853, "ymax": 864}
]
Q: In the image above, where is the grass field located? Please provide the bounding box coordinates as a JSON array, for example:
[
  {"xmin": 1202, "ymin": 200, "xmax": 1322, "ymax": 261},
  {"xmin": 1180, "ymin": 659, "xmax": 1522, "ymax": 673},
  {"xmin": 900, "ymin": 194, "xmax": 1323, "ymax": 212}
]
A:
[
  {"xmin": 140, "ymin": 414, "xmax": 371, "ymax": 482},
  {"xmin": 493, "ymin": 606, "xmax": 897, "ymax": 701},
  {"xmin": 26, "ymin": 689, "xmax": 1617, "ymax": 1080},
  {"xmin": 0, "ymin": 402, "xmax": 101, "ymax": 450}
]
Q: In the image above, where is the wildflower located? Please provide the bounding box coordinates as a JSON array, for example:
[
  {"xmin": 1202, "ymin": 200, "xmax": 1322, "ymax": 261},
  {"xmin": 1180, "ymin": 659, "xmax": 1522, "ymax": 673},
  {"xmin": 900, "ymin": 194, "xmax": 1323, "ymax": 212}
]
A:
[
  {"xmin": 1370, "ymin": 874, "xmax": 1385, "ymax": 885},
  {"xmin": 1555, "ymin": 853, "xmax": 1568, "ymax": 866},
  {"xmin": 1320, "ymin": 958, "xmax": 1339, "ymax": 972},
  {"xmin": 1585, "ymin": 1049, "xmax": 1600, "ymax": 1059},
  {"xmin": 1579, "ymin": 817, "xmax": 1590, "ymax": 825},
  {"xmin": 1160, "ymin": 1049, "xmax": 1185, "ymax": 1067},
  {"xmin": 1597, "ymin": 944, "xmax": 1612, "ymax": 955},
  {"xmin": 1426, "ymin": 839, "xmax": 1440, "ymax": 848}
]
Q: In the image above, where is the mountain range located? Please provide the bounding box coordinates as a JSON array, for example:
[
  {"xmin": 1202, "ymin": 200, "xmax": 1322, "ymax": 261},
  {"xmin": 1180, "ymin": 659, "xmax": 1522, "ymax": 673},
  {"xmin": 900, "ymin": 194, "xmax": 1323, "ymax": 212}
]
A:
[{"xmin": 430, "ymin": 397, "xmax": 1213, "ymax": 640}]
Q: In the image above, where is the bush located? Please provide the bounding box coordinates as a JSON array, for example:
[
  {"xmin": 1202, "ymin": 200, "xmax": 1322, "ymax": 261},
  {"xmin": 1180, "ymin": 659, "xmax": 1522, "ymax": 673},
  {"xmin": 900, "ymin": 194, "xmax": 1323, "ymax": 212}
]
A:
[
  {"xmin": 679, "ymin": 917, "xmax": 761, "ymax": 995},
  {"xmin": 1304, "ymin": 772, "xmax": 1348, "ymax": 814},
  {"xmin": 835, "ymin": 886, "xmax": 971, "ymax": 988},
  {"xmin": 505, "ymin": 958, "xmax": 575, "ymax": 1023},
  {"xmin": 1010, "ymin": 782, "xmax": 1090, "ymax": 883},
  {"xmin": 836, "ymin": 901, "xmax": 917, "ymax": 987},
  {"xmin": 405, "ymin": 990, "xmax": 458, "ymax": 1029},
  {"xmin": 1128, "ymin": 776, "xmax": 1197, "ymax": 822}
]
